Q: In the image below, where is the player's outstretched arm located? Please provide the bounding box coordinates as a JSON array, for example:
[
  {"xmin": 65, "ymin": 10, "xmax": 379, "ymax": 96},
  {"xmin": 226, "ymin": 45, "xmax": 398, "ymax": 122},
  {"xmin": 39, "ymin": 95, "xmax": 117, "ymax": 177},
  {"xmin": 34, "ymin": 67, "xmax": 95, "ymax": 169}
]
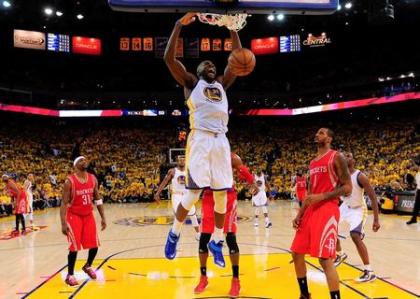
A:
[
  {"xmin": 154, "ymin": 168, "xmax": 175, "ymax": 203},
  {"xmin": 358, "ymin": 172, "xmax": 380, "ymax": 232},
  {"xmin": 219, "ymin": 31, "xmax": 242, "ymax": 90},
  {"xmin": 164, "ymin": 13, "xmax": 198, "ymax": 90}
]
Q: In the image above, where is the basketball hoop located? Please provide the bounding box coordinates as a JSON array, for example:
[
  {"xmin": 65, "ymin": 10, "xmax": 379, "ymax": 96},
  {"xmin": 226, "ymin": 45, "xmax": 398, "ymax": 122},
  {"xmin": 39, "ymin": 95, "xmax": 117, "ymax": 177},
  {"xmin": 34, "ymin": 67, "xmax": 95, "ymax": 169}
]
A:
[{"xmin": 197, "ymin": 13, "xmax": 248, "ymax": 32}]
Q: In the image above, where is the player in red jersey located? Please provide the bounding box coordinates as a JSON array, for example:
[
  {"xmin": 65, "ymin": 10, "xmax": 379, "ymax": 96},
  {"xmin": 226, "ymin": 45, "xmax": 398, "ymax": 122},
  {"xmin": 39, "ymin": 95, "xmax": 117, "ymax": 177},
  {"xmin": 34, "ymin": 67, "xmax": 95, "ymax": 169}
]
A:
[
  {"xmin": 194, "ymin": 153, "xmax": 255, "ymax": 298},
  {"xmin": 290, "ymin": 128, "xmax": 352, "ymax": 299},
  {"xmin": 60, "ymin": 156, "xmax": 107, "ymax": 286},
  {"xmin": 294, "ymin": 170, "xmax": 308, "ymax": 207},
  {"xmin": 2, "ymin": 174, "xmax": 29, "ymax": 235}
]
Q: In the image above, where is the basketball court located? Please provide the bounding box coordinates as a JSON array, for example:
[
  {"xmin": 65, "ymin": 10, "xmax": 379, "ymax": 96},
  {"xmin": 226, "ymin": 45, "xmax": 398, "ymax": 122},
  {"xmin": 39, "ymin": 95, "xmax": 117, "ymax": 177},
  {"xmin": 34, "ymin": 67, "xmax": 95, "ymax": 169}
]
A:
[{"xmin": 1, "ymin": 201, "xmax": 419, "ymax": 299}]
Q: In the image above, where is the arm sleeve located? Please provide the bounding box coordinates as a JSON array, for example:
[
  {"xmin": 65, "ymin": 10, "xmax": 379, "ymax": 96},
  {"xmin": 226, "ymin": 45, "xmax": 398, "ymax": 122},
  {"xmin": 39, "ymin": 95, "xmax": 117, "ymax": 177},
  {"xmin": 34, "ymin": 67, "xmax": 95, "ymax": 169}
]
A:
[{"xmin": 238, "ymin": 165, "xmax": 254, "ymax": 185}]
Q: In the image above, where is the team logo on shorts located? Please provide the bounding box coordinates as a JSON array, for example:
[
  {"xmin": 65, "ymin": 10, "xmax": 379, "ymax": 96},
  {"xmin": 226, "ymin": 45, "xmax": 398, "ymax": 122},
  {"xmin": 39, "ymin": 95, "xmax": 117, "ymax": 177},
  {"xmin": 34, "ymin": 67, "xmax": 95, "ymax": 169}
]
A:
[
  {"xmin": 203, "ymin": 87, "xmax": 222, "ymax": 103},
  {"xmin": 177, "ymin": 175, "xmax": 186, "ymax": 185}
]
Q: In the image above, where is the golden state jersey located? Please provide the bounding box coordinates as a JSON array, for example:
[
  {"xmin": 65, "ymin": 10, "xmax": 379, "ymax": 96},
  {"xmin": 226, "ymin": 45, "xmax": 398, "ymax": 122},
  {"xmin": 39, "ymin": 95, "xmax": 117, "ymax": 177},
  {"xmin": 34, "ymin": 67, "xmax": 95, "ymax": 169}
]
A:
[
  {"xmin": 187, "ymin": 79, "xmax": 228, "ymax": 134},
  {"xmin": 171, "ymin": 167, "xmax": 186, "ymax": 195}
]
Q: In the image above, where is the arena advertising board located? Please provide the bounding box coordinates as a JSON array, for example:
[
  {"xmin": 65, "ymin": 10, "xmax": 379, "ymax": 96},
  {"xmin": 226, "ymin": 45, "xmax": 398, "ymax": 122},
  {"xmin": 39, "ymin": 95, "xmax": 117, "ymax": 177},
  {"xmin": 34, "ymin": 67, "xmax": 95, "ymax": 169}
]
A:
[
  {"xmin": 72, "ymin": 36, "xmax": 102, "ymax": 55},
  {"xmin": 14, "ymin": 29, "xmax": 46, "ymax": 50}
]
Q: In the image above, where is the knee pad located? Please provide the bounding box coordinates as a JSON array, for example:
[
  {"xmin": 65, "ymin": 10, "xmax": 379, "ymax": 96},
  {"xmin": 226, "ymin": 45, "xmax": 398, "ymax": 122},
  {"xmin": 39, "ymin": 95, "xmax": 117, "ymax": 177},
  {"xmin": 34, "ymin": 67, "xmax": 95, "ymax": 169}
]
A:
[
  {"xmin": 262, "ymin": 206, "xmax": 268, "ymax": 214},
  {"xmin": 181, "ymin": 189, "xmax": 202, "ymax": 211},
  {"xmin": 213, "ymin": 191, "xmax": 227, "ymax": 214},
  {"xmin": 190, "ymin": 215, "xmax": 199, "ymax": 227},
  {"xmin": 199, "ymin": 233, "xmax": 212, "ymax": 254},
  {"xmin": 226, "ymin": 233, "xmax": 239, "ymax": 254}
]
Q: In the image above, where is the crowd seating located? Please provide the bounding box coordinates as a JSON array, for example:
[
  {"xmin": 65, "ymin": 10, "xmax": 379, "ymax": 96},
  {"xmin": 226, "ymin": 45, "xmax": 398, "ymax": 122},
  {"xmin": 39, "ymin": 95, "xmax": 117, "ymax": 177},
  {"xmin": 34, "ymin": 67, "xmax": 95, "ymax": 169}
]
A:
[{"xmin": 0, "ymin": 115, "xmax": 418, "ymax": 215}]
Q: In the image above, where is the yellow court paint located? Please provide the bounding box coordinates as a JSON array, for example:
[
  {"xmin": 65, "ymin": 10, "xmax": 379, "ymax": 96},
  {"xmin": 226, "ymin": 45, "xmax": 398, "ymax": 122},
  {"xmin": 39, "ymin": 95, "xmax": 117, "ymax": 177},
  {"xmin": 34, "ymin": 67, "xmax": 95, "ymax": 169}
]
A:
[{"xmin": 25, "ymin": 253, "xmax": 417, "ymax": 299}]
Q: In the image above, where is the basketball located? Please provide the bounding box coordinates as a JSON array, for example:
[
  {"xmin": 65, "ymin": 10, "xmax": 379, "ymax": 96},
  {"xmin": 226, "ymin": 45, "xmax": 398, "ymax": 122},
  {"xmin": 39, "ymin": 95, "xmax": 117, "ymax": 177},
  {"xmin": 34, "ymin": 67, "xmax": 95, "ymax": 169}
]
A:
[
  {"xmin": 231, "ymin": 152, "xmax": 243, "ymax": 169},
  {"xmin": 228, "ymin": 48, "xmax": 256, "ymax": 77}
]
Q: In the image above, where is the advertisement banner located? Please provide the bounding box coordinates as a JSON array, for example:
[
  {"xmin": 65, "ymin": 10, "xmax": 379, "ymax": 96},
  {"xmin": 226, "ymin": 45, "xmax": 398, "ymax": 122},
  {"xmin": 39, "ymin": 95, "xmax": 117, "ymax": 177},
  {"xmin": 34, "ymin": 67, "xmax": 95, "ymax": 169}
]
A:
[
  {"xmin": 14, "ymin": 29, "xmax": 46, "ymax": 50},
  {"xmin": 132, "ymin": 37, "xmax": 142, "ymax": 51},
  {"xmin": 251, "ymin": 37, "xmax": 279, "ymax": 55},
  {"xmin": 185, "ymin": 38, "xmax": 199, "ymax": 58},
  {"xmin": 303, "ymin": 32, "xmax": 332, "ymax": 47},
  {"xmin": 155, "ymin": 37, "xmax": 168, "ymax": 58},
  {"xmin": 72, "ymin": 36, "xmax": 102, "ymax": 55},
  {"xmin": 120, "ymin": 37, "xmax": 130, "ymax": 51}
]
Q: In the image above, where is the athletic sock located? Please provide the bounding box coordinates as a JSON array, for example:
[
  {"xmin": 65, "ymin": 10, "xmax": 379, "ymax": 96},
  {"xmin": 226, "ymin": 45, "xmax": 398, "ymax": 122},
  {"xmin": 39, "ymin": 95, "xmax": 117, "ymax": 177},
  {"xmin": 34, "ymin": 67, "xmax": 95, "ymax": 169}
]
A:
[
  {"xmin": 232, "ymin": 265, "xmax": 239, "ymax": 278},
  {"xmin": 297, "ymin": 277, "xmax": 309, "ymax": 297},
  {"xmin": 68, "ymin": 251, "xmax": 78, "ymax": 275},
  {"xmin": 200, "ymin": 267, "xmax": 207, "ymax": 276},
  {"xmin": 171, "ymin": 218, "xmax": 183, "ymax": 235},
  {"xmin": 364, "ymin": 264, "xmax": 372, "ymax": 271},
  {"xmin": 87, "ymin": 248, "xmax": 98, "ymax": 266}
]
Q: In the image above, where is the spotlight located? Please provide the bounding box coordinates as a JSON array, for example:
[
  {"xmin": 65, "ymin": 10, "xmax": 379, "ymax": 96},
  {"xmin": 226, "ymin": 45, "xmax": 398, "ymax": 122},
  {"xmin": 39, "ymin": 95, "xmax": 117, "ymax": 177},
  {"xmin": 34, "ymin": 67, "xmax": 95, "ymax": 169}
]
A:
[
  {"xmin": 344, "ymin": 2, "xmax": 352, "ymax": 9},
  {"xmin": 276, "ymin": 14, "xmax": 285, "ymax": 21},
  {"xmin": 267, "ymin": 14, "xmax": 275, "ymax": 21},
  {"xmin": 337, "ymin": 4, "xmax": 342, "ymax": 10},
  {"xmin": 56, "ymin": 10, "xmax": 63, "ymax": 16},
  {"xmin": 76, "ymin": 14, "xmax": 84, "ymax": 20},
  {"xmin": 2, "ymin": 0, "xmax": 11, "ymax": 8},
  {"xmin": 44, "ymin": 7, "xmax": 53, "ymax": 15}
]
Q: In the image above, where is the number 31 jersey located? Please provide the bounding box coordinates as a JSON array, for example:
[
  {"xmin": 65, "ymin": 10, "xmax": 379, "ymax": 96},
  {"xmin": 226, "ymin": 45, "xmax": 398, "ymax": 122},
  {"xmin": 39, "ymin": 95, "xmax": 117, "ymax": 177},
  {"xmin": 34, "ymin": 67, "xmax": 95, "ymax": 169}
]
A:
[{"xmin": 68, "ymin": 173, "xmax": 96, "ymax": 216}]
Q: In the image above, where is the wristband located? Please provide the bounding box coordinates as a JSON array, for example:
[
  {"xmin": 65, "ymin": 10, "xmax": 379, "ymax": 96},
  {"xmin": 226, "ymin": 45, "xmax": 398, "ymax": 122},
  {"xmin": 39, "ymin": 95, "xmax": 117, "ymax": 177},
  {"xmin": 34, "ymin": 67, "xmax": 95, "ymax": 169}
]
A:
[{"xmin": 95, "ymin": 199, "xmax": 103, "ymax": 206}]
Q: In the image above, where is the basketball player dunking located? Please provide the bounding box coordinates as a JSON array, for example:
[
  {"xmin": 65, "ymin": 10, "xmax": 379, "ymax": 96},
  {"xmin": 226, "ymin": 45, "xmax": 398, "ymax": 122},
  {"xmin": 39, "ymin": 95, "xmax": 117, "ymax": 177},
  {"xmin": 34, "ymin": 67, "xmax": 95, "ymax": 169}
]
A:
[
  {"xmin": 334, "ymin": 151, "xmax": 380, "ymax": 282},
  {"xmin": 164, "ymin": 13, "xmax": 242, "ymax": 267},
  {"xmin": 154, "ymin": 156, "xmax": 201, "ymax": 241},
  {"xmin": 195, "ymin": 153, "xmax": 256, "ymax": 298},
  {"xmin": 60, "ymin": 156, "xmax": 107, "ymax": 286},
  {"xmin": 291, "ymin": 128, "xmax": 352, "ymax": 299},
  {"xmin": 252, "ymin": 168, "xmax": 272, "ymax": 228}
]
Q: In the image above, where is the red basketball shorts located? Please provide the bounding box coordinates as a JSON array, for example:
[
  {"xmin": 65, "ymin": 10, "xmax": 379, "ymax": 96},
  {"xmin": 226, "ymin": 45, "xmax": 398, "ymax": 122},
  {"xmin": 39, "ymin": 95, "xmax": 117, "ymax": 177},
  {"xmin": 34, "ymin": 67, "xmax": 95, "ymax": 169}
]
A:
[
  {"xmin": 296, "ymin": 190, "xmax": 307, "ymax": 202},
  {"xmin": 66, "ymin": 210, "xmax": 99, "ymax": 252},
  {"xmin": 201, "ymin": 190, "xmax": 237, "ymax": 234},
  {"xmin": 291, "ymin": 200, "xmax": 339, "ymax": 259}
]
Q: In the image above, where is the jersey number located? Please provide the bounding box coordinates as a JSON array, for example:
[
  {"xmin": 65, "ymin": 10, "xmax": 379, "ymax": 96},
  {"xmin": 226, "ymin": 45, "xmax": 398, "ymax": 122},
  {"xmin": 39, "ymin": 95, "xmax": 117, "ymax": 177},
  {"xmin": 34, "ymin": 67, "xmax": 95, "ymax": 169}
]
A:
[{"xmin": 82, "ymin": 194, "xmax": 91, "ymax": 205}]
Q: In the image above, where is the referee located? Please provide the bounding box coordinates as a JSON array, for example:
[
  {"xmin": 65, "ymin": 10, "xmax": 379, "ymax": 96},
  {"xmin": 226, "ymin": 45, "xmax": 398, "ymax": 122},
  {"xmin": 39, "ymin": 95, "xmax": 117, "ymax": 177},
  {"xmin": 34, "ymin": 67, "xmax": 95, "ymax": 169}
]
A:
[{"xmin": 407, "ymin": 162, "xmax": 420, "ymax": 225}]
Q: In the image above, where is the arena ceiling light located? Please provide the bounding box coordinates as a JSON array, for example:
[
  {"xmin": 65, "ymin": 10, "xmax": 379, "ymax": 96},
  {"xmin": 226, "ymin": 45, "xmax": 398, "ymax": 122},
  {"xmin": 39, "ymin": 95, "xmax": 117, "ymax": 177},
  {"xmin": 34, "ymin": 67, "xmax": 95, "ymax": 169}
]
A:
[
  {"xmin": 337, "ymin": 4, "xmax": 342, "ymax": 10},
  {"xmin": 56, "ymin": 10, "xmax": 63, "ymax": 16},
  {"xmin": 76, "ymin": 13, "xmax": 84, "ymax": 20},
  {"xmin": 44, "ymin": 7, "xmax": 53, "ymax": 15},
  {"xmin": 408, "ymin": 72, "xmax": 415, "ymax": 77},
  {"xmin": 277, "ymin": 14, "xmax": 285, "ymax": 21},
  {"xmin": 2, "ymin": 0, "xmax": 11, "ymax": 8},
  {"xmin": 267, "ymin": 14, "xmax": 275, "ymax": 21},
  {"xmin": 344, "ymin": 2, "xmax": 352, "ymax": 9}
]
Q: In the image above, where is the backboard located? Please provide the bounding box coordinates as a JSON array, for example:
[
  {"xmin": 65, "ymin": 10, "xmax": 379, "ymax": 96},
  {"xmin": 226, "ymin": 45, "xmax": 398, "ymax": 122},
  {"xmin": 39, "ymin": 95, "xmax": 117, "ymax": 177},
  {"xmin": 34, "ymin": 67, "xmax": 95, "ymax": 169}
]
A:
[{"xmin": 109, "ymin": 0, "xmax": 338, "ymax": 15}]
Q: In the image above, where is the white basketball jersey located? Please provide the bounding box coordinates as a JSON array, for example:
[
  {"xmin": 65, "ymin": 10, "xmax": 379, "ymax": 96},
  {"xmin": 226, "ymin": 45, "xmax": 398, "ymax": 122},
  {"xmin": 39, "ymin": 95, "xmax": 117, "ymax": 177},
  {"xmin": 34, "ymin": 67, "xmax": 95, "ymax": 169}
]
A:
[
  {"xmin": 25, "ymin": 180, "xmax": 33, "ymax": 197},
  {"xmin": 341, "ymin": 170, "xmax": 365, "ymax": 208},
  {"xmin": 171, "ymin": 168, "xmax": 186, "ymax": 195},
  {"xmin": 254, "ymin": 173, "xmax": 266, "ymax": 192},
  {"xmin": 187, "ymin": 79, "xmax": 229, "ymax": 134}
]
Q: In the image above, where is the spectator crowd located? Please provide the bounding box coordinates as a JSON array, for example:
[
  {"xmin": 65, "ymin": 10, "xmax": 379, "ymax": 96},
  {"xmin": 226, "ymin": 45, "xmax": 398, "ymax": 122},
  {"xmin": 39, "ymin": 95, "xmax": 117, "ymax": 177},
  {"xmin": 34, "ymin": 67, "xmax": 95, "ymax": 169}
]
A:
[{"xmin": 0, "ymin": 115, "xmax": 418, "ymax": 216}]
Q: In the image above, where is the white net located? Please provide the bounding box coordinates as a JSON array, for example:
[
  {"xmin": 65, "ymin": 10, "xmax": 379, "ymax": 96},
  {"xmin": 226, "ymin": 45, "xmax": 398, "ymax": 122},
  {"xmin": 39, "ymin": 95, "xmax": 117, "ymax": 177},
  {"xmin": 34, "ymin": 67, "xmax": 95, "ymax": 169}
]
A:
[{"xmin": 197, "ymin": 13, "xmax": 248, "ymax": 32}]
